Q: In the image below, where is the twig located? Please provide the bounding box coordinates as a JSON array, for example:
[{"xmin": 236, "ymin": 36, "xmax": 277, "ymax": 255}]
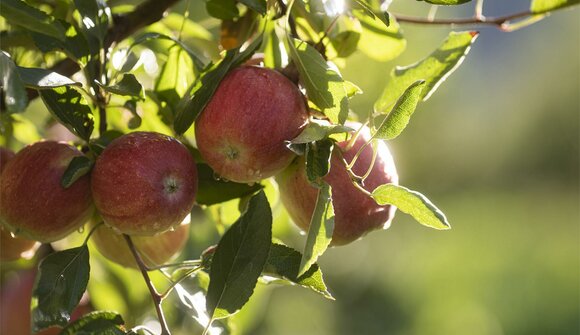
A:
[
  {"xmin": 160, "ymin": 265, "xmax": 202, "ymax": 300},
  {"xmin": 393, "ymin": 10, "xmax": 535, "ymax": 29},
  {"xmin": 124, "ymin": 234, "xmax": 171, "ymax": 335},
  {"xmin": 16, "ymin": 0, "xmax": 181, "ymax": 106}
]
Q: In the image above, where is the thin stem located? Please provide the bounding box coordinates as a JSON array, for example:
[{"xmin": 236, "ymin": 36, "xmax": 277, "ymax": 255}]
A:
[
  {"xmin": 346, "ymin": 139, "xmax": 370, "ymax": 170},
  {"xmin": 393, "ymin": 10, "xmax": 535, "ymax": 29},
  {"xmin": 427, "ymin": 5, "xmax": 439, "ymax": 22},
  {"xmin": 160, "ymin": 265, "xmax": 202, "ymax": 300},
  {"xmin": 360, "ymin": 141, "xmax": 378, "ymax": 182},
  {"xmin": 474, "ymin": 0, "xmax": 485, "ymax": 20},
  {"xmin": 344, "ymin": 120, "xmax": 368, "ymax": 152},
  {"xmin": 314, "ymin": 15, "xmax": 341, "ymax": 50},
  {"xmin": 83, "ymin": 221, "xmax": 104, "ymax": 245},
  {"xmin": 124, "ymin": 234, "xmax": 171, "ymax": 335},
  {"xmin": 146, "ymin": 259, "xmax": 202, "ymax": 271},
  {"xmin": 333, "ymin": 146, "xmax": 372, "ymax": 198}
]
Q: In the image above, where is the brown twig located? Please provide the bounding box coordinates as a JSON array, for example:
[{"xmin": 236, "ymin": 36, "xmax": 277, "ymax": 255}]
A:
[
  {"xmin": 124, "ymin": 234, "xmax": 171, "ymax": 335},
  {"xmin": 393, "ymin": 10, "xmax": 537, "ymax": 29},
  {"xmin": 19, "ymin": 0, "xmax": 181, "ymax": 105}
]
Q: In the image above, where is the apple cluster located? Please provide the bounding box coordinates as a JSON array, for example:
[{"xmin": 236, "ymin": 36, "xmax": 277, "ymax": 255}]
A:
[{"xmin": 0, "ymin": 65, "xmax": 399, "ymax": 266}]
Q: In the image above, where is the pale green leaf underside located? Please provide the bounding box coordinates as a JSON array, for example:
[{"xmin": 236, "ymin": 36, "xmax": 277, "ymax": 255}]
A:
[
  {"xmin": 375, "ymin": 31, "xmax": 478, "ymax": 113},
  {"xmin": 299, "ymin": 183, "xmax": 335, "ymax": 276},
  {"xmin": 422, "ymin": 0, "xmax": 472, "ymax": 5},
  {"xmin": 354, "ymin": 12, "xmax": 406, "ymax": 62},
  {"xmin": 531, "ymin": 0, "xmax": 579, "ymax": 13},
  {"xmin": 374, "ymin": 80, "xmax": 426, "ymax": 140},
  {"xmin": 372, "ymin": 184, "xmax": 450, "ymax": 230}
]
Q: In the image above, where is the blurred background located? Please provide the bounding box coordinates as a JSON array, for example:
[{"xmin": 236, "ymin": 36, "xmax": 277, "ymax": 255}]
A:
[{"xmin": 1, "ymin": 1, "xmax": 578, "ymax": 335}]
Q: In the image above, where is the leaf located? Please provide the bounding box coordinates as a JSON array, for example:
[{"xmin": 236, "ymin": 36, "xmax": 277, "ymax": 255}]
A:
[
  {"xmin": 155, "ymin": 45, "xmax": 195, "ymax": 108},
  {"xmin": 354, "ymin": 12, "xmax": 406, "ymax": 62},
  {"xmin": 287, "ymin": 38, "xmax": 348, "ymax": 124},
  {"xmin": 305, "ymin": 139, "xmax": 334, "ymax": 185},
  {"xmin": 531, "ymin": 0, "xmax": 579, "ymax": 13},
  {"xmin": 344, "ymin": 80, "xmax": 363, "ymax": 98},
  {"xmin": 206, "ymin": 190, "xmax": 272, "ymax": 319},
  {"xmin": 264, "ymin": 243, "xmax": 333, "ymax": 299},
  {"xmin": 98, "ymin": 74, "xmax": 143, "ymax": 98},
  {"xmin": 374, "ymin": 80, "xmax": 426, "ymax": 140},
  {"xmin": 375, "ymin": 31, "xmax": 478, "ymax": 113},
  {"xmin": 372, "ymin": 184, "xmax": 450, "ymax": 230},
  {"xmin": 123, "ymin": 100, "xmax": 142, "ymax": 129},
  {"xmin": 0, "ymin": 0, "xmax": 66, "ymax": 41},
  {"xmin": 422, "ymin": 0, "xmax": 472, "ymax": 5},
  {"xmin": 32, "ymin": 246, "xmax": 90, "ymax": 332},
  {"xmin": 16, "ymin": 67, "xmax": 80, "ymax": 89},
  {"xmin": 328, "ymin": 16, "xmax": 362, "ymax": 58},
  {"xmin": 131, "ymin": 32, "xmax": 204, "ymax": 71},
  {"xmin": 0, "ymin": 51, "xmax": 28, "ymax": 113},
  {"xmin": 206, "ymin": 0, "xmax": 240, "ymax": 20},
  {"xmin": 263, "ymin": 21, "xmax": 283, "ymax": 68},
  {"xmin": 240, "ymin": 0, "xmax": 267, "ymax": 14},
  {"xmin": 196, "ymin": 163, "xmax": 263, "ymax": 206},
  {"xmin": 174, "ymin": 36, "xmax": 262, "ymax": 135},
  {"xmin": 299, "ymin": 182, "xmax": 334, "ymax": 277},
  {"xmin": 61, "ymin": 156, "xmax": 93, "ymax": 188},
  {"xmin": 60, "ymin": 311, "xmax": 126, "ymax": 335},
  {"xmin": 292, "ymin": 120, "xmax": 353, "ymax": 144},
  {"xmin": 39, "ymin": 86, "xmax": 94, "ymax": 141},
  {"xmin": 30, "ymin": 21, "xmax": 91, "ymax": 64},
  {"xmin": 73, "ymin": 0, "xmax": 110, "ymax": 52}
]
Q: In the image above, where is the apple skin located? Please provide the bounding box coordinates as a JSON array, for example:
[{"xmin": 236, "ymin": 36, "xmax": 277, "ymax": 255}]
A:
[
  {"xmin": 91, "ymin": 131, "xmax": 198, "ymax": 235},
  {"xmin": 276, "ymin": 122, "xmax": 399, "ymax": 246},
  {"xmin": 0, "ymin": 147, "xmax": 15, "ymax": 171},
  {"xmin": 195, "ymin": 66, "xmax": 309, "ymax": 183},
  {"xmin": 91, "ymin": 220, "xmax": 190, "ymax": 269},
  {"xmin": 0, "ymin": 142, "xmax": 93, "ymax": 243}
]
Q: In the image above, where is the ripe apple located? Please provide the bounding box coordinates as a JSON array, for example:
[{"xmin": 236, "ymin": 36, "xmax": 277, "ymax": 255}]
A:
[
  {"xmin": 91, "ymin": 131, "xmax": 197, "ymax": 235},
  {"xmin": 195, "ymin": 66, "xmax": 309, "ymax": 183},
  {"xmin": 0, "ymin": 147, "xmax": 15, "ymax": 171},
  {"xmin": 276, "ymin": 122, "xmax": 399, "ymax": 246},
  {"xmin": 91, "ymin": 219, "xmax": 190, "ymax": 269},
  {"xmin": 0, "ymin": 142, "xmax": 93, "ymax": 243}
]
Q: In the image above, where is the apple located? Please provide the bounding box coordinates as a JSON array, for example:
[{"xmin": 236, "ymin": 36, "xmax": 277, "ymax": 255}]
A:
[
  {"xmin": 276, "ymin": 122, "xmax": 399, "ymax": 246},
  {"xmin": 91, "ymin": 219, "xmax": 190, "ymax": 269},
  {"xmin": 0, "ymin": 142, "xmax": 93, "ymax": 243},
  {"xmin": 91, "ymin": 131, "xmax": 197, "ymax": 235},
  {"xmin": 0, "ymin": 147, "xmax": 15, "ymax": 171},
  {"xmin": 195, "ymin": 65, "xmax": 309, "ymax": 183}
]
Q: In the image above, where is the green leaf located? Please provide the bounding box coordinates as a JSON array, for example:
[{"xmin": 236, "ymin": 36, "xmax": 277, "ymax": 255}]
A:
[
  {"xmin": 16, "ymin": 67, "xmax": 80, "ymax": 89},
  {"xmin": 30, "ymin": 21, "xmax": 90, "ymax": 63},
  {"xmin": 131, "ymin": 32, "xmax": 204, "ymax": 71},
  {"xmin": 39, "ymin": 86, "xmax": 94, "ymax": 141},
  {"xmin": 305, "ymin": 139, "xmax": 334, "ymax": 185},
  {"xmin": 155, "ymin": 45, "xmax": 195, "ymax": 108},
  {"xmin": 354, "ymin": 12, "xmax": 406, "ymax": 62},
  {"xmin": 344, "ymin": 80, "xmax": 363, "ymax": 98},
  {"xmin": 240, "ymin": 0, "xmax": 267, "ymax": 14},
  {"xmin": 32, "ymin": 246, "xmax": 90, "ymax": 332},
  {"xmin": 60, "ymin": 311, "xmax": 126, "ymax": 335},
  {"xmin": 299, "ymin": 182, "xmax": 334, "ymax": 277},
  {"xmin": 61, "ymin": 156, "xmax": 93, "ymax": 188},
  {"xmin": 197, "ymin": 163, "xmax": 263, "ymax": 206},
  {"xmin": 328, "ymin": 16, "xmax": 362, "ymax": 58},
  {"xmin": 264, "ymin": 243, "xmax": 334, "ymax": 299},
  {"xmin": 73, "ymin": 0, "xmax": 110, "ymax": 52},
  {"xmin": 123, "ymin": 100, "xmax": 142, "ymax": 129},
  {"xmin": 375, "ymin": 31, "xmax": 478, "ymax": 113},
  {"xmin": 206, "ymin": 190, "xmax": 272, "ymax": 319},
  {"xmin": 292, "ymin": 120, "xmax": 353, "ymax": 144},
  {"xmin": 0, "ymin": 0, "xmax": 66, "ymax": 41},
  {"xmin": 372, "ymin": 184, "xmax": 450, "ymax": 230},
  {"xmin": 422, "ymin": 0, "xmax": 472, "ymax": 5},
  {"xmin": 98, "ymin": 74, "xmax": 143, "ymax": 98},
  {"xmin": 531, "ymin": 0, "xmax": 579, "ymax": 13},
  {"xmin": 287, "ymin": 38, "xmax": 348, "ymax": 124},
  {"xmin": 206, "ymin": 0, "xmax": 240, "ymax": 20},
  {"xmin": 174, "ymin": 36, "xmax": 262, "ymax": 134},
  {"xmin": 0, "ymin": 51, "xmax": 28, "ymax": 113},
  {"xmin": 374, "ymin": 80, "xmax": 426, "ymax": 140},
  {"xmin": 350, "ymin": 0, "xmax": 388, "ymax": 26}
]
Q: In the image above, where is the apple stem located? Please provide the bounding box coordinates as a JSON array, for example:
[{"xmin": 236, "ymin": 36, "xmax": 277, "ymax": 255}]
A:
[
  {"xmin": 333, "ymin": 146, "xmax": 372, "ymax": 198},
  {"xmin": 360, "ymin": 141, "xmax": 378, "ymax": 182},
  {"xmin": 82, "ymin": 221, "xmax": 104, "ymax": 245},
  {"xmin": 123, "ymin": 234, "xmax": 172, "ymax": 335},
  {"xmin": 344, "ymin": 120, "xmax": 368, "ymax": 153},
  {"xmin": 146, "ymin": 259, "xmax": 202, "ymax": 271}
]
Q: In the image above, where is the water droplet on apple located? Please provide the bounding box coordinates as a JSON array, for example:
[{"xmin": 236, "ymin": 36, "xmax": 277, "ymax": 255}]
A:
[
  {"xmin": 9, "ymin": 231, "xmax": 16, "ymax": 238},
  {"xmin": 212, "ymin": 171, "xmax": 221, "ymax": 181},
  {"xmin": 77, "ymin": 226, "xmax": 85, "ymax": 234},
  {"xmin": 169, "ymin": 226, "xmax": 176, "ymax": 232}
]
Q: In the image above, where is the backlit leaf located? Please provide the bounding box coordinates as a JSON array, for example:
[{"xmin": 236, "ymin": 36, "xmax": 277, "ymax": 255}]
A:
[
  {"xmin": 60, "ymin": 311, "xmax": 126, "ymax": 335},
  {"xmin": 305, "ymin": 139, "xmax": 334, "ymax": 185},
  {"xmin": 0, "ymin": 51, "xmax": 28, "ymax": 113},
  {"xmin": 531, "ymin": 0, "xmax": 579, "ymax": 13},
  {"xmin": 39, "ymin": 86, "xmax": 94, "ymax": 141},
  {"xmin": 374, "ymin": 80, "xmax": 425, "ymax": 140},
  {"xmin": 0, "ymin": 0, "xmax": 65, "ymax": 40},
  {"xmin": 61, "ymin": 156, "xmax": 93, "ymax": 188},
  {"xmin": 16, "ymin": 67, "xmax": 80, "ymax": 89}
]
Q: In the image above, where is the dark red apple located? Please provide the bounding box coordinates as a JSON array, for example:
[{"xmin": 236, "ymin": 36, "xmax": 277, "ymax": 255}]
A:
[
  {"xmin": 195, "ymin": 65, "xmax": 309, "ymax": 183},
  {"xmin": 91, "ymin": 220, "xmax": 190, "ymax": 269},
  {"xmin": 0, "ymin": 142, "xmax": 93, "ymax": 242},
  {"xmin": 0, "ymin": 147, "xmax": 15, "ymax": 171},
  {"xmin": 276, "ymin": 122, "xmax": 399, "ymax": 246},
  {"xmin": 91, "ymin": 131, "xmax": 197, "ymax": 235}
]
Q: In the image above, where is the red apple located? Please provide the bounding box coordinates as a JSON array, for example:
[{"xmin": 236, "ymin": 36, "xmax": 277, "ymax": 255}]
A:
[
  {"xmin": 0, "ymin": 142, "xmax": 93, "ymax": 243},
  {"xmin": 276, "ymin": 122, "xmax": 399, "ymax": 246},
  {"xmin": 91, "ymin": 131, "xmax": 197, "ymax": 235},
  {"xmin": 0, "ymin": 147, "xmax": 15, "ymax": 172},
  {"xmin": 195, "ymin": 66, "xmax": 309, "ymax": 183},
  {"xmin": 91, "ymin": 220, "xmax": 190, "ymax": 269}
]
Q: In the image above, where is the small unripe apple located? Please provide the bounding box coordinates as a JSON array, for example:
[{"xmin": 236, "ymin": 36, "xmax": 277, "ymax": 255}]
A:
[
  {"xmin": 276, "ymin": 122, "xmax": 399, "ymax": 246},
  {"xmin": 91, "ymin": 220, "xmax": 190, "ymax": 269},
  {"xmin": 0, "ymin": 142, "xmax": 93, "ymax": 242},
  {"xmin": 91, "ymin": 131, "xmax": 197, "ymax": 235},
  {"xmin": 195, "ymin": 66, "xmax": 309, "ymax": 183}
]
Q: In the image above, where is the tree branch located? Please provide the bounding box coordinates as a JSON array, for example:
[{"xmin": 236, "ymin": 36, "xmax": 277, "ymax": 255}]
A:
[
  {"xmin": 24, "ymin": 0, "xmax": 181, "ymax": 102},
  {"xmin": 393, "ymin": 10, "xmax": 537, "ymax": 29}
]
